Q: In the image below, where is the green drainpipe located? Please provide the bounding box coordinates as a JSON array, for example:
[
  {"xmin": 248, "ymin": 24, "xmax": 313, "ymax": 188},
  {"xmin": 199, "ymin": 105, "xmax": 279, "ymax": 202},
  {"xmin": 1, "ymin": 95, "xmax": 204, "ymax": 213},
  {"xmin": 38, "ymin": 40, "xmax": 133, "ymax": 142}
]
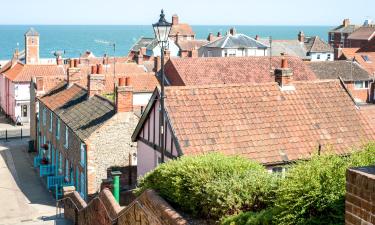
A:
[{"xmin": 111, "ymin": 171, "xmax": 122, "ymax": 203}]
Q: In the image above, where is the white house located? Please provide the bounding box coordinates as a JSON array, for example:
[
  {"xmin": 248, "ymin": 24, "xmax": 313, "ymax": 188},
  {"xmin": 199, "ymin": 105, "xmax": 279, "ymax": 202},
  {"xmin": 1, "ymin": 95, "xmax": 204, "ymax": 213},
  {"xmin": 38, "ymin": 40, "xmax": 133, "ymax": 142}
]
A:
[
  {"xmin": 199, "ymin": 28, "xmax": 268, "ymax": 57},
  {"xmin": 129, "ymin": 37, "xmax": 180, "ymax": 60}
]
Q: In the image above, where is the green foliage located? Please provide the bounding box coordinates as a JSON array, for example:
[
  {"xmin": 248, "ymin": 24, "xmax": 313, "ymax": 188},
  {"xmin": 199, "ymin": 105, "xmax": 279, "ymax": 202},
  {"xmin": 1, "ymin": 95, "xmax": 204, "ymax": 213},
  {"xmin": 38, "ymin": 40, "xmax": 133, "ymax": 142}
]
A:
[
  {"xmin": 221, "ymin": 208, "xmax": 278, "ymax": 225},
  {"xmin": 136, "ymin": 153, "xmax": 279, "ymax": 220},
  {"xmin": 275, "ymin": 143, "xmax": 375, "ymax": 225}
]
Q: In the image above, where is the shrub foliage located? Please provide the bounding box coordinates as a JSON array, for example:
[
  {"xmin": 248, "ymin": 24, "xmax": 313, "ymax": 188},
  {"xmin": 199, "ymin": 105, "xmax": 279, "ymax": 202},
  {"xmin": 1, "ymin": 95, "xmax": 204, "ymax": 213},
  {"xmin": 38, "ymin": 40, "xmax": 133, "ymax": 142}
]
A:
[{"xmin": 136, "ymin": 153, "xmax": 279, "ymax": 219}]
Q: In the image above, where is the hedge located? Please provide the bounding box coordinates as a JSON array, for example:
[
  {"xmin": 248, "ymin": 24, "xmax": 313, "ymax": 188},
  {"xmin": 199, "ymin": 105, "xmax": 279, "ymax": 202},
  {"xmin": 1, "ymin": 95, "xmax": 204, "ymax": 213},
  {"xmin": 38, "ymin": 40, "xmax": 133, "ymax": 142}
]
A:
[{"xmin": 136, "ymin": 153, "xmax": 279, "ymax": 220}]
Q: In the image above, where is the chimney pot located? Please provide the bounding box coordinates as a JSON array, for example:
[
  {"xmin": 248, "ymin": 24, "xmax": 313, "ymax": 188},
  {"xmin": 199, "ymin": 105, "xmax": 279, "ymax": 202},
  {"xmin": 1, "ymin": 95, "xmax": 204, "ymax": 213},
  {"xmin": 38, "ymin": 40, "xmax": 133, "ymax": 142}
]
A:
[
  {"xmin": 298, "ymin": 31, "xmax": 305, "ymax": 42},
  {"xmin": 116, "ymin": 81, "xmax": 133, "ymax": 113},
  {"xmin": 343, "ymin": 19, "xmax": 350, "ymax": 27},
  {"xmin": 97, "ymin": 64, "xmax": 103, "ymax": 74},
  {"xmin": 74, "ymin": 59, "xmax": 78, "ymax": 68},
  {"xmin": 208, "ymin": 33, "xmax": 214, "ymax": 42},
  {"xmin": 69, "ymin": 59, "xmax": 74, "ymax": 68},
  {"xmin": 172, "ymin": 14, "xmax": 179, "ymax": 25},
  {"xmin": 91, "ymin": 65, "xmax": 97, "ymax": 74},
  {"xmin": 229, "ymin": 27, "xmax": 236, "ymax": 36},
  {"xmin": 275, "ymin": 59, "xmax": 293, "ymax": 87},
  {"xmin": 217, "ymin": 32, "xmax": 222, "ymax": 37},
  {"xmin": 119, "ymin": 77, "xmax": 126, "ymax": 87},
  {"xmin": 56, "ymin": 56, "xmax": 63, "ymax": 66},
  {"xmin": 255, "ymin": 35, "xmax": 259, "ymax": 40}
]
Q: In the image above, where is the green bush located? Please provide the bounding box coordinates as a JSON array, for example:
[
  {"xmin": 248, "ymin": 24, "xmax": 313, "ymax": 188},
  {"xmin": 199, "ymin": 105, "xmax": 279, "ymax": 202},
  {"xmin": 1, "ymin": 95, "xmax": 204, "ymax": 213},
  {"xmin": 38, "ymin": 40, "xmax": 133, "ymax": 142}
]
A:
[
  {"xmin": 221, "ymin": 208, "xmax": 278, "ymax": 225},
  {"xmin": 136, "ymin": 153, "xmax": 279, "ymax": 219},
  {"xmin": 275, "ymin": 143, "xmax": 375, "ymax": 225}
]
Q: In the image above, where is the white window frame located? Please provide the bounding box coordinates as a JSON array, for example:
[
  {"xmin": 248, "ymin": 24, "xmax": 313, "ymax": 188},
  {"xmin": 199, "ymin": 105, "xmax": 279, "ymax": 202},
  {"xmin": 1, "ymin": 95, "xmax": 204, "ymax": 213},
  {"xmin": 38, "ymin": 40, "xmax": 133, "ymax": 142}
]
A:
[
  {"xmin": 65, "ymin": 159, "xmax": 69, "ymax": 181},
  {"xmin": 58, "ymin": 153, "xmax": 63, "ymax": 174},
  {"xmin": 65, "ymin": 126, "xmax": 69, "ymax": 149},
  {"xmin": 42, "ymin": 108, "xmax": 46, "ymax": 125},
  {"xmin": 354, "ymin": 81, "xmax": 369, "ymax": 90},
  {"xmin": 49, "ymin": 112, "xmax": 53, "ymax": 132},
  {"xmin": 56, "ymin": 119, "xmax": 60, "ymax": 140},
  {"xmin": 80, "ymin": 143, "xmax": 86, "ymax": 167}
]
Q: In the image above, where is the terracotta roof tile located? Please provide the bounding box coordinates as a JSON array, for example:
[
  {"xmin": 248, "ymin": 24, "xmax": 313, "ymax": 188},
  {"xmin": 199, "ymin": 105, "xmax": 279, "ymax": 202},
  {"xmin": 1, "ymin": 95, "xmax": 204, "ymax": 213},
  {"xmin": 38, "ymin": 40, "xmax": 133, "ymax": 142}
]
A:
[
  {"xmin": 170, "ymin": 24, "xmax": 195, "ymax": 36},
  {"xmin": 348, "ymin": 27, "xmax": 375, "ymax": 40},
  {"xmin": 1, "ymin": 62, "xmax": 65, "ymax": 82},
  {"xmin": 163, "ymin": 80, "xmax": 374, "ymax": 165},
  {"xmin": 307, "ymin": 61, "xmax": 371, "ymax": 81},
  {"xmin": 341, "ymin": 48, "xmax": 375, "ymax": 75},
  {"xmin": 177, "ymin": 39, "xmax": 208, "ymax": 51},
  {"xmin": 165, "ymin": 56, "xmax": 317, "ymax": 86}
]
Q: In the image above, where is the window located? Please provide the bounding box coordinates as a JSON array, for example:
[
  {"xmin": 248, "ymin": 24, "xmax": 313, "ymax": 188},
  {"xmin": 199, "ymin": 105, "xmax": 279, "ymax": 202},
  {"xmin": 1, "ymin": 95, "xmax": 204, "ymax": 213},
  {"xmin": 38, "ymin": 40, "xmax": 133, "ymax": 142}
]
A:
[
  {"xmin": 21, "ymin": 105, "xmax": 27, "ymax": 117},
  {"xmin": 327, "ymin": 54, "xmax": 331, "ymax": 60},
  {"xmin": 317, "ymin": 54, "xmax": 321, "ymax": 60},
  {"xmin": 42, "ymin": 108, "xmax": 46, "ymax": 125},
  {"xmin": 65, "ymin": 159, "xmax": 69, "ymax": 181},
  {"xmin": 80, "ymin": 143, "xmax": 86, "ymax": 167},
  {"xmin": 329, "ymin": 33, "xmax": 334, "ymax": 42},
  {"xmin": 354, "ymin": 81, "xmax": 369, "ymax": 89},
  {"xmin": 56, "ymin": 119, "xmax": 60, "ymax": 139},
  {"xmin": 49, "ymin": 112, "xmax": 53, "ymax": 132},
  {"xmin": 58, "ymin": 153, "xmax": 63, "ymax": 174},
  {"xmin": 65, "ymin": 126, "xmax": 69, "ymax": 149},
  {"xmin": 361, "ymin": 55, "xmax": 372, "ymax": 63}
]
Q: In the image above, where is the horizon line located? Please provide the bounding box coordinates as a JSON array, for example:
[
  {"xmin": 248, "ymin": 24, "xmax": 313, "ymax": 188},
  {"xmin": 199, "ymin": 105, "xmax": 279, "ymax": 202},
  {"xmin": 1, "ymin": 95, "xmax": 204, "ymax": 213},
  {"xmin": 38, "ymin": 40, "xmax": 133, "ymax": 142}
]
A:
[{"xmin": 0, "ymin": 24, "xmax": 336, "ymax": 27}]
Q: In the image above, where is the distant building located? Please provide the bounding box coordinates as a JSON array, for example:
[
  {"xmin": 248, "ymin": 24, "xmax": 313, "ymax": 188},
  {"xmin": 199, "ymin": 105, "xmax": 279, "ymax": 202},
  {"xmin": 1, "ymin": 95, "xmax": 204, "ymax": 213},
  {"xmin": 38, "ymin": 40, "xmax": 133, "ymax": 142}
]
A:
[
  {"xmin": 199, "ymin": 28, "xmax": 268, "ymax": 57},
  {"xmin": 132, "ymin": 59, "xmax": 375, "ymax": 177},
  {"xmin": 259, "ymin": 31, "xmax": 333, "ymax": 61},
  {"xmin": 176, "ymin": 39, "xmax": 208, "ymax": 58},
  {"xmin": 347, "ymin": 26, "xmax": 375, "ymax": 48},
  {"xmin": 169, "ymin": 14, "xmax": 195, "ymax": 42},
  {"xmin": 164, "ymin": 56, "xmax": 316, "ymax": 86},
  {"xmin": 128, "ymin": 37, "xmax": 179, "ymax": 62},
  {"xmin": 25, "ymin": 28, "xmax": 40, "ymax": 65},
  {"xmin": 307, "ymin": 61, "xmax": 374, "ymax": 103},
  {"xmin": 329, "ymin": 19, "xmax": 360, "ymax": 48}
]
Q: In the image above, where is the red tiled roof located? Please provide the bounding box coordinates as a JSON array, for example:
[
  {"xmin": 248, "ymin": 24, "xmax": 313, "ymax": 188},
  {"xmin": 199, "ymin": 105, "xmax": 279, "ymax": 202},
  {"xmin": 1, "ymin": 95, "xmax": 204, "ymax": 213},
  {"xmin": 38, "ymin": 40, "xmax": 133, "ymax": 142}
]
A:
[
  {"xmin": 40, "ymin": 83, "xmax": 85, "ymax": 110},
  {"xmin": 170, "ymin": 24, "xmax": 195, "ymax": 36},
  {"xmin": 162, "ymin": 80, "xmax": 374, "ymax": 165},
  {"xmin": 104, "ymin": 73, "xmax": 159, "ymax": 93},
  {"xmin": 359, "ymin": 105, "xmax": 375, "ymax": 131},
  {"xmin": 341, "ymin": 48, "xmax": 375, "ymax": 75},
  {"xmin": 165, "ymin": 56, "xmax": 317, "ymax": 86},
  {"xmin": 1, "ymin": 62, "xmax": 65, "ymax": 82},
  {"xmin": 177, "ymin": 39, "xmax": 208, "ymax": 51}
]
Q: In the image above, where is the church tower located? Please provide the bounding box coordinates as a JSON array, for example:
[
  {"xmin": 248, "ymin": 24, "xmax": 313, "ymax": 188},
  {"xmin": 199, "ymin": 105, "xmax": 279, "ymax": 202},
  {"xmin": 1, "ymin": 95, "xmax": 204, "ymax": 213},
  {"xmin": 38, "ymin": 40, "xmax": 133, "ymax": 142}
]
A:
[{"xmin": 25, "ymin": 28, "xmax": 40, "ymax": 64}]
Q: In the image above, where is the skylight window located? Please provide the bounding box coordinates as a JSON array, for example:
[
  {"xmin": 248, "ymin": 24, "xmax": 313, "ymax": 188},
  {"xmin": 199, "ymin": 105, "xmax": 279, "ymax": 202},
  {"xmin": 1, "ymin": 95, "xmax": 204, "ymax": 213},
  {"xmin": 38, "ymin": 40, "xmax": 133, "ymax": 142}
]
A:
[{"xmin": 361, "ymin": 55, "xmax": 371, "ymax": 63}]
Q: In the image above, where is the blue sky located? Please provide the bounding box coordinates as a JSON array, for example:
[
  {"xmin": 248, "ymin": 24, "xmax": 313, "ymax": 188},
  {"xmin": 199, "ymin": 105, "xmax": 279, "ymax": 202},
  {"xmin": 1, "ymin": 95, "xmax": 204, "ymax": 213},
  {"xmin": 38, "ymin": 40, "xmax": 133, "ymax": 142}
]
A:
[{"xmin": 2, "ymin": 0, "xmax": 374, "ymax": 25}]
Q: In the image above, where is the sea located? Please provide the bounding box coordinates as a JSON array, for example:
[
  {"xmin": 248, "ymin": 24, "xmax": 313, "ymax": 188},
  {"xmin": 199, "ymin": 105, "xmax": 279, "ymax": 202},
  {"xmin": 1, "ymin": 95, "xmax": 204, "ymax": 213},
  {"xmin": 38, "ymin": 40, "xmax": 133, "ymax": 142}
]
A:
[{"xmin": 0, "ymin": 25, "xmax": 333, "ymax": 60}]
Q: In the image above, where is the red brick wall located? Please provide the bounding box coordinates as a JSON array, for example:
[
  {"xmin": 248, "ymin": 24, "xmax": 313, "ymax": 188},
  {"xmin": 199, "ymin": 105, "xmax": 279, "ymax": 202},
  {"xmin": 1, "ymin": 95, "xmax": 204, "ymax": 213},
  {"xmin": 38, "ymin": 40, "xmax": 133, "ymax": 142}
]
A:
[
  {"xmin": 345, "ymin": 167, "xmax": 375, "ymax": 225},
  {"xmin": 345, "ymin": 81, "xmax": 371, "ymax": 103},
  {"xmin": 63, "ymin": 188, "xmax": 188, "ymax": 225}
]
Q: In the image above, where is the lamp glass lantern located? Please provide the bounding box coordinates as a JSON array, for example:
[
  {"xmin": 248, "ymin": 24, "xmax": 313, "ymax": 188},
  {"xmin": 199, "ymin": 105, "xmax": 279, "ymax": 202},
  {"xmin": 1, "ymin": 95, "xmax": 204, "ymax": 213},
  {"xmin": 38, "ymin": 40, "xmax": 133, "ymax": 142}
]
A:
[{"xmin": 152, "ymin": 9, "xmax": 172, "ymax": 44}]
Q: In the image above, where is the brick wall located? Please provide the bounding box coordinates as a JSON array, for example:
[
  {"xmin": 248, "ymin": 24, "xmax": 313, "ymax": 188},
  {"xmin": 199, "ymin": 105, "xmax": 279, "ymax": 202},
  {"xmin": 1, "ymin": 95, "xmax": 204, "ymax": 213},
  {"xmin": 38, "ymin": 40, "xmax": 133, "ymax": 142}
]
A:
[
  {"xmin": 63, "ymin": 188, "xmax": 188, "ymax": 225},
  {"xmin": 345, "ymin": 166, "xmax": 375, "ymax": 225},
  {"xmin": 346, "ymin": 81, "xmax": 371, "ymax": 103},
  {"xmin": 87, "ymin": 112, "xmax": 138, "ymax": 194}
]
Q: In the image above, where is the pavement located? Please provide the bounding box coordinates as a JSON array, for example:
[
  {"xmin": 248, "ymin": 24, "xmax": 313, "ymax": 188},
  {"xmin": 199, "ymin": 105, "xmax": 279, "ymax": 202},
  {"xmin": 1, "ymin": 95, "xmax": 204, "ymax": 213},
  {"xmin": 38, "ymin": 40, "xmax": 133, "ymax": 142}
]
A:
[
  {"xmin": 0, "ymin": 112, "xmax": 30, "ymax": 139},
  {"xmin": 0, "ymin": 138, "xmax": 71, "ymax": 225}
]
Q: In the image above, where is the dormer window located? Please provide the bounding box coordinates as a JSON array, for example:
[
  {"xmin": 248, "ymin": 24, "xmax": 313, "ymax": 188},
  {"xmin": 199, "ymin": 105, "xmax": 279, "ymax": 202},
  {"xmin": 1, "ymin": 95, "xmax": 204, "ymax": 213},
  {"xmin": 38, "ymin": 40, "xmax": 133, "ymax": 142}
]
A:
[{"xmin": 361, "ymin": 55, "xmax": 371, "ymax": 63}]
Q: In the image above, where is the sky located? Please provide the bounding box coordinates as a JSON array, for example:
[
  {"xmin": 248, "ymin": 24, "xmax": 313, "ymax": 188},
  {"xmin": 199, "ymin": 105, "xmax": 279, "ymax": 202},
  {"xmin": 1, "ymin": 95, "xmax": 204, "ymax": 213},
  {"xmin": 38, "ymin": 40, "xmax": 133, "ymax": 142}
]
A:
[{"xmin": 1, "ymin": 0, "xmax": 374, "ymax": 25}]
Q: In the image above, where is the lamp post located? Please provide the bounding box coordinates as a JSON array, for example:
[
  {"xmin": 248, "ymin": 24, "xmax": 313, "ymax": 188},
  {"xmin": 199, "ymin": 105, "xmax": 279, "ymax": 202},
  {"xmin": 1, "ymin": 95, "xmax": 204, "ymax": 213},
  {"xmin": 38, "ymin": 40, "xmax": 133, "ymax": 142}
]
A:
[{"xmin": 153, "ymin": 9, "xmax": 172, "ymax": 163}]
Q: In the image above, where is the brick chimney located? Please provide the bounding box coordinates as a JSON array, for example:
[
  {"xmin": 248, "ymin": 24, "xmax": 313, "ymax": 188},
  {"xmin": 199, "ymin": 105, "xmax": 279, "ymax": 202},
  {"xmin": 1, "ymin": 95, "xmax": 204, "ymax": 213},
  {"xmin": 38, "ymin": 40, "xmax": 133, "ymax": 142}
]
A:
[
  {"xmin": 343, "ymin": 19, "xmax": 350, "ymax": 27},
  {"xmin": 217, "ymin": 32, "xmax": 222, "ymax": 38},
  {"xmin": 35, "ymin": 77, "xmax": 44, "ymax": 91},
  {"xmin": 275, "ymin": 59, "xmax": 293, "ymax": 87},
  {"xmin": 255, "ymin": 35, "xmax": 259, "ymax": 40},
  {"xmin": 154, "ymin": 56, "xmax": 161, "ymax": 73},
  {"xmin": 298, "ymin": 31, "xmax": 305, "ymax": 43},
  {"xmin": 207, "ymin": 33, "xmax": 214, "ymax": 42},
  {"xmin": 136, "ymin": 52, "xmax": 143, "ymax": 65},
  {"xmin": 229, "ymin": 27, "xmax": 236, "ymax": 36},
  {"xmin": 116, "ymin": 77, "xmax": 133, "ymax": 113},
  {"xmin": 190, "ymin": 49, "xmax": 198, "ymax": 58},
  {"xmin": 97, "ymin": 64, "xmax": 103, "ymax": 74},
  {"xmin": 67, "ymin": 62, "xmax": 81, "ymax": 86},
  {"xmin": 172, "ymin": 14, "xmax": 179, "ymax": 25},
  {"xmin": 74, "ymin": 59, "xmax": 79, "ymax": 68},
  {"xmin": 56, "ymin": 55, "xmax": 63, "ymax": 66},
  {"xmin": 87, "ymin": 70, "xmax": 105, "ymax": 97}
]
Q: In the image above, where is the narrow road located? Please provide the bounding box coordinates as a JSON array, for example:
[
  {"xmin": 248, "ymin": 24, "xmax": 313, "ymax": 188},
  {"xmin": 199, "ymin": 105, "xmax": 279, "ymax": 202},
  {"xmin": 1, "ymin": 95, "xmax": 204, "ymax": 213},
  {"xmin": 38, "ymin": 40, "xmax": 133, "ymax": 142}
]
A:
[{"xmin": 0, "ymin": 138, "xmax": 70, "ymax": 225}]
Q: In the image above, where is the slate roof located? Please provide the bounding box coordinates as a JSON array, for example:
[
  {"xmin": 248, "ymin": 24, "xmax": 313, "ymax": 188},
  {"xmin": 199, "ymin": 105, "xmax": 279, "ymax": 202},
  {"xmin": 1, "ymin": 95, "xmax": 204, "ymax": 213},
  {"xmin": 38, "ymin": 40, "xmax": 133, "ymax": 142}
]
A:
[
  {"xmin": 164, "ymin": 56, "xmax": 317, "ymax": 86},
  {"xmin": 330, "ymin": 24, "xmax": 359, "ymax": 33},
  {"xmin": 39, "ymin": 83, "xmax": 116, "ymax": 141},
  {"xmin": 1, "ymin": 61, "xmax": 65, "ymax": 82},
  {"xmin": 307, "ymin": 61, "xmax": 372, "ymax": 81},
  {"xmin": 158, "ymin": 80, "xmax": 374, "ymax": 165},
  {"xmin": 203, "ymin": 34, "xmax": 268, "ymax": 49},
  {"xmin": 130, "ymin": 37, "xmax": 155, "ymax": 52},
  {"xmin": 25, "ymin": 27, "xmax": 39, "ymax": 36},
  {"xmin": 348, "ymin": 27, "xmax": 375, "ymax": 40},
  {"xmin": 177, "ymin": 39, "xmax": 208, "ymax": 51},
  {"xmin": 304, "ymin": 36, "xmax": 334, "ymax": 53},
  {"xmin": 259, "ymin": 39, "xmax": 308, "ymax": 59}
]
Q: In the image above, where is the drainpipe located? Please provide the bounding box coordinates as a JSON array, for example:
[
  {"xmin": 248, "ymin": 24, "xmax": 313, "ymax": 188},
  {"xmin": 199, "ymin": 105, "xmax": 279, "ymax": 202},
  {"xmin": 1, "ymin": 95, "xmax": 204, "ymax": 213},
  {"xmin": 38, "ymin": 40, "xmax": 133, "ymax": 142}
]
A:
[{"xmin": 111, "ymin": 171, "xmax": 122, "ymax": 203}]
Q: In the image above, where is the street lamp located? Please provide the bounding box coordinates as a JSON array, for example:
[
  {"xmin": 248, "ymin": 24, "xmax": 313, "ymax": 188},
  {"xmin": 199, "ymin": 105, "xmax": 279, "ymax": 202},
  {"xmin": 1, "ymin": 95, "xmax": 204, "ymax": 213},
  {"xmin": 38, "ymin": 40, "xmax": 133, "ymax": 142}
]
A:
[{"xmin": 153, "ymin": 9, "xmax": 172, "ymax": 163}]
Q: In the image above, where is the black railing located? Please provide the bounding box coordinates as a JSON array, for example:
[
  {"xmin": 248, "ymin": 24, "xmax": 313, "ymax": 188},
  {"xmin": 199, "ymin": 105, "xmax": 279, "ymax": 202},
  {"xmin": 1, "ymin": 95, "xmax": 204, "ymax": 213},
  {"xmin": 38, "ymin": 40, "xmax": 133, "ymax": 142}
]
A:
[{"xmin": 0, "ymin": 128, "xmax": 30, "ymax": 141}]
